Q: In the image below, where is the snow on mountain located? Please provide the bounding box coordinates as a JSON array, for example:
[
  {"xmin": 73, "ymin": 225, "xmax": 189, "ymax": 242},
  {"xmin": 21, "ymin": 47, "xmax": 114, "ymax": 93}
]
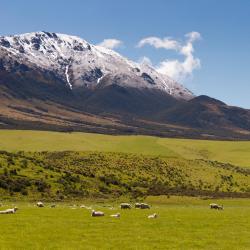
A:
[{"xmin": 0, "ymin": 31, "xmax": 194, "ymax": 100}]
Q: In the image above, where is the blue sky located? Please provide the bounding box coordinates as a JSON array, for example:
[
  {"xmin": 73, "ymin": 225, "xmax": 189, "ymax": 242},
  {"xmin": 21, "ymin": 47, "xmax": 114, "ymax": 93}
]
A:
[{"xmin": 1, "ymin": 0, "xmax": 249, "ymax": 108}]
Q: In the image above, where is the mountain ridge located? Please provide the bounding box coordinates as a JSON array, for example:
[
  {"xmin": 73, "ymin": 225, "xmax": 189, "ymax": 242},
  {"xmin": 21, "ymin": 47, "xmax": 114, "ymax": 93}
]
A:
[
  {"xmin": 0, "ymin": 31, "xmax": 250, "ymax": 140},
  {"xmin": 0, "ymin": 31, "xmax": 193, "ymax": 99}
]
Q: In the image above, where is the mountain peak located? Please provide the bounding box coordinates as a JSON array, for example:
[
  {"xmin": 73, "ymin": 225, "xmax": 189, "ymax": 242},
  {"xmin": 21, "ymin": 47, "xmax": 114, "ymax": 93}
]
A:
[
  {"xmin": 0, "ymin": 31, "xmax": 194, "ymax": 100},
  {"xmin": 190, "ymin": 95, "xmax": 226, "ymax": 105}
]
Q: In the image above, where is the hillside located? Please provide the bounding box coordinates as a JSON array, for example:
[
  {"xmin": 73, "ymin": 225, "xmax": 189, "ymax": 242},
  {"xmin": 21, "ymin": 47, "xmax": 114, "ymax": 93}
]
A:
[
  {"xmin": 0, "ymin": 151, "xmax": 249, "ymax": 200},
  {"xmin": 0, "ymin": 130, "xmax": 250, "ymax": 168}
]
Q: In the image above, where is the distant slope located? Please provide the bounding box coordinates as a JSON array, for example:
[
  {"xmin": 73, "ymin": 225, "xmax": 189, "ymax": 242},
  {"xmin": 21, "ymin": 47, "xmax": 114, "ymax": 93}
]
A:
[
  {"xmin": 159, "ymin": 95, "xmax": 250, "ymax": 131},
  {"xmin": 0, "ymin": 130, "xmax": 250, "ymax": 168}
]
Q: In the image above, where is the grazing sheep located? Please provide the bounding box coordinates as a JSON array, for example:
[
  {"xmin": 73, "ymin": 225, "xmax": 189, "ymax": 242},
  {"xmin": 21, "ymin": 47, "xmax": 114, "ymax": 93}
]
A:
[
  {"xmin": 120, "ymin": 203, "xmax": 131, "ymax": 209},
  {"xmin": 210, "ymin": 203, "xmax": 223, "ymax": 210},
  {"xmin": 148, "ymin": 213, "xmax": 157, "ymax": 219},
  {"xmin": 140, "ymin": 203, "xmax": 150, "ymax": 209},
  {"xmin": 37, "ymin": 202, "xmax": 44, "ymax": 207},
  {"xmin": 210, "ymin": 203, "xmax": 218, "ymax": 209},
  {"xmin": 135, "ymin": 203, "xmax": 141, "ymax": 208},
  {"xmin": 0, "ymin": 207, "xmax": 18, "ymax": 214},
  {"xmin": 134, "ymin": 203, "xmax": 150, "ymax": 209},
  {"xmin": 91, "ymin": 210, "xmax": 104, "ymax": 217},
  {"xmin": 110, "ymin": 213, "xmax": 120, "ymax": 218}
]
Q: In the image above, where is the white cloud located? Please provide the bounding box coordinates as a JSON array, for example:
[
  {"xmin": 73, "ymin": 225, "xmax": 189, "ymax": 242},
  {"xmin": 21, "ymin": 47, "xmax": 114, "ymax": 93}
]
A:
[
  {"xmin": 97, "ymin": 39, "xmax": 123, "ymax": 49},
  {"xmin": 137, "ymin": 37, "xmax": 180, "ymax": 50},
  {"xmin": 185, "ymin": 31, "xmax": 201, "ymax": 43},
  {"xmin": 137, "ymin": 32, "xmax": 201, "ymax": 81},
  {"xmin": 157, "ymin": 56, "xmax": 200, "ymax": 81}
]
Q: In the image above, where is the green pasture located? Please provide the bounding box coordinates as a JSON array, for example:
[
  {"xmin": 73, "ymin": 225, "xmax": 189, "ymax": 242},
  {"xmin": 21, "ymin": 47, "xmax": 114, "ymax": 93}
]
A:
[
  {"xmin": 0, "ymin": 130, "xmax": 249, "ymax": 167},
  {"xmin": 0, "ymin": 196, "xmax": 249, "ymax": 250}
]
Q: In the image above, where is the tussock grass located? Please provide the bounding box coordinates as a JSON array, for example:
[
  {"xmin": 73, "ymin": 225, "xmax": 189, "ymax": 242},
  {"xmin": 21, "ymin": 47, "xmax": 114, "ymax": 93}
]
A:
[{"xmin": 0, "ymin": 151, "xmax": 249, "ymax": 200}]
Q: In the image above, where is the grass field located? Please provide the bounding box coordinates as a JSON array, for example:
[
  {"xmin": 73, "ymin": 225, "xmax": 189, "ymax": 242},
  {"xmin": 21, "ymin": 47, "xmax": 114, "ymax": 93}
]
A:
[
  {"xmin": 0, "ymin": 130, "xmax": 249, "ymax": 249},
  {"xmin": 0, "ymin": 196, "xmax": 249, "ymax": 250},
  {"xmin": 0, "ymin": 130, "xmax": 250, "ymax": 168}
]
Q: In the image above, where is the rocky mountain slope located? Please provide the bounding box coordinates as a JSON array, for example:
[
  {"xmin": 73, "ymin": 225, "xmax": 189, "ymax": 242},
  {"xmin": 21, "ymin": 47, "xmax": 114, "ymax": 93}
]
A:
[
  {"xmin": 0, "ymin": 31, "xmax": 250, "ymax": 139},
  {"xmin": 0, "ymin": 31, "xmax": 193, "ymax": 99}
]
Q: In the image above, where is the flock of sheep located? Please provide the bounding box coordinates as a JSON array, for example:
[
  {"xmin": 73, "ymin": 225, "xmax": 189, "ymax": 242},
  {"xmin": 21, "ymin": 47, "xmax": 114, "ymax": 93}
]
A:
[
  {"xmin": 91, "ymin": 202, "xmax": 157, "ymax": 219},
  {"xmin": 0, "ymin": 202, "xmax": 224, "ymax": 216},
  {"xmin": 0, "ymin": 201, "xmax": 158, "ymax": 219}
]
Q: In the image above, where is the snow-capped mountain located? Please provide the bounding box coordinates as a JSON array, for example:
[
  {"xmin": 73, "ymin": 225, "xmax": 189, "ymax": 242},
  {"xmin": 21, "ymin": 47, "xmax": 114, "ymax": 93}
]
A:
[
  {"xmin": 1, "ymin": 31, "xmax": 249, "ymax": 139},
  {"xmin": 0, "ymin": 31, "xmax": 193, "ymax": 100}
]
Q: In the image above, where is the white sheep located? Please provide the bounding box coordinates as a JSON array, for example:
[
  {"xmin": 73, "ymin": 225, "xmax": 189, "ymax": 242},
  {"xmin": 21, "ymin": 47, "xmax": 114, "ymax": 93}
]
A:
[
  {"xmin": 37, "ymin": 202, "xmax": 44, "ymax": 207},
  {"xmin": 148, "ymin": 213, "xmax": 157, "ymax": 219},
  {"xmin": 120, "ymin": 203, "xmax": 131, "ymax": 209},
  {"xmin": 0, "ymin": 207, "xmax": 18, "ymax": 214},
  {"xmin": 91, "ymin": 210, "xmax": 104, "ymax": 217},
  {"xmin": 135, "ymin": 203, "xmax": 141, "ymax": 208},
  {"xmin": 210, "ymin": 203, "xmax": 223, "ymax": 210},
  {"xmin": 110, "ymin": 213, "xmax": 120, "ymax": 218},
  {"xmin": 140, "ymin": 203, "xmax": 150, "ymax": 209}
]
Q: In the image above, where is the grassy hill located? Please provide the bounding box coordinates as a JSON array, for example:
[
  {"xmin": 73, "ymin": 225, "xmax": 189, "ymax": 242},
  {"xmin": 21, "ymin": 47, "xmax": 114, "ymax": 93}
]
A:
[
  {"xmin": 0, "ymin": 130, "xmax": 250, "ymax": 167},
  {"xmin": 0, "ymin": 130, "xmax": 249, "ymax": 200},
  {"xmin": 0, "ymin": 151, "xmax": 249, "ymax": 200}
]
